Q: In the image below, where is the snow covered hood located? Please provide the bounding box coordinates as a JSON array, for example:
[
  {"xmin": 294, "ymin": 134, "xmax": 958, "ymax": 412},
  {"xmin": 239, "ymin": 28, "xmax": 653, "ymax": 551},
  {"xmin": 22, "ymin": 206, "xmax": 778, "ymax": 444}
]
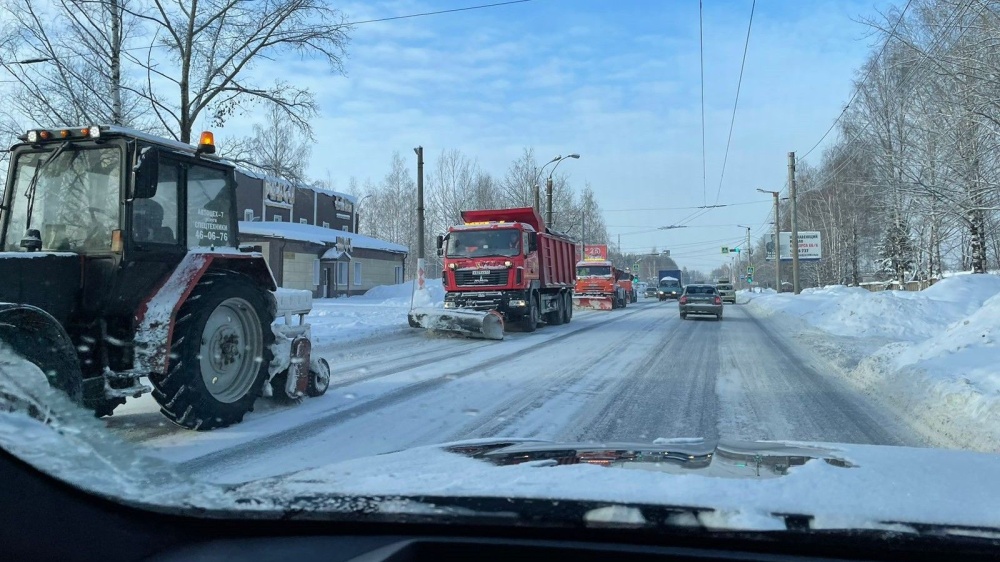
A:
[
  {"xmin": 230, "ymin": 438, "xmax": 1000, "ymax": 531},
  {"xmin": 3, "ymin": 345, "xmax": 1000, "ymax": 534}
]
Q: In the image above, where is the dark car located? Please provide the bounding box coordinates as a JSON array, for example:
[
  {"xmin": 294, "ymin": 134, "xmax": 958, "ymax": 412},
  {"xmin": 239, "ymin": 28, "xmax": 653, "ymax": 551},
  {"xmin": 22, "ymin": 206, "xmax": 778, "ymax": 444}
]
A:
[
  {"xmin": 679, "ymin": 284, "xmax": 723, "ymax": 320},
  {"xmin": 644, "ymin": 286, "xmax": 658, "ymax": 298}
]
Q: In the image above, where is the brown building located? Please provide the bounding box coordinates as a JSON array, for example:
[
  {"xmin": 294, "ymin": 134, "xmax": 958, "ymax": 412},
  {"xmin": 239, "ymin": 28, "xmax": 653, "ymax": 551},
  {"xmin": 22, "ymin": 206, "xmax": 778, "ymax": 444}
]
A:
[{"xmin": 234, "ymin": 170, "xmax": 406, "ymax": 297}]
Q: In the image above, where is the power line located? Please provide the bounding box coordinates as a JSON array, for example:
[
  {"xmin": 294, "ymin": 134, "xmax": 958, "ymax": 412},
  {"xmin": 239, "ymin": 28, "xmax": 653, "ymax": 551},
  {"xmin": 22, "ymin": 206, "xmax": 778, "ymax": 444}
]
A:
[
  {"xmin": 699, "ymin": 0, "xmax": 707, "ymax": 205},
  {"xmin": 348, "ymin": 0, "xmax": 533, "ymax": 25},
  {"xmin": 713, "ymin": 0, "xmax": 755, "ymax": 205},
  {"xmin": 601, "ymin": 200, "xmax": 769, "ymax": 212},
  {"xmin": 796, "ymin": 0, "xmax": 914, "ymax": 162}
]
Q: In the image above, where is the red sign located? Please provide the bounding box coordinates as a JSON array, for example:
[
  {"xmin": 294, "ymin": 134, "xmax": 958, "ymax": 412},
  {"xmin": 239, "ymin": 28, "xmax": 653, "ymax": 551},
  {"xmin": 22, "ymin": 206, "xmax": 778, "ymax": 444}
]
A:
[{"xmin": 583, "ymin": 244, "xmax": 608, "ymax": 261}]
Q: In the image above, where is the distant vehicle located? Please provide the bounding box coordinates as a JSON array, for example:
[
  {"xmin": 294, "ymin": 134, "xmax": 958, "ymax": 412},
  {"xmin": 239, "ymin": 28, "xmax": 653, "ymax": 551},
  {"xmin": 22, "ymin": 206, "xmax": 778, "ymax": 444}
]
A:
[
  {"xmin": 574, "ymin": 257, "xmax": 628, "ymax": 310},
  {"xmin": 716, "ymin": 282, "xmax": 736, "ymax": 304},
  {"xmin": 679, "ymin": 284, "xmax": 723, "ymax": 320},
  {"xmin": 658, "ymin": 269, "xmax": 683, "ymax": 285},
  {"xmin": 657, "ymin": 276, "xmax": 682, "ymax": 300},
  {"xmin": 644, "ymin": 286, "xmax": 658, "ymax": 298}
]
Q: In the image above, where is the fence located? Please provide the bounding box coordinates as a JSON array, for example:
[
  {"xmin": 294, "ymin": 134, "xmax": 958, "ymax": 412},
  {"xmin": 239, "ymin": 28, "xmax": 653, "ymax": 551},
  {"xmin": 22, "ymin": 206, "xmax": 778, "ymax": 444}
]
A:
[{"xmin": 857, "ymin": 279, "xmax": 938, "ymax": 292}]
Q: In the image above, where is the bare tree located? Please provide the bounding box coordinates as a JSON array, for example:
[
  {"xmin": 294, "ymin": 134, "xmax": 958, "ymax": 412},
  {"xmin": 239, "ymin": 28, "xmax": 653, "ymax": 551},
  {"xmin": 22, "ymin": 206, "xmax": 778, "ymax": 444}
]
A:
[
  {"xmin": 222, "ymin": 101, "xmax": 312, "ymax": 184},
  {"xmin": 0, "ymin": 0, "xmax": 145, "ymax": 129},
  {"xmin": 131, "ymin": 0, "xmax": 350, "ymax": 143}
]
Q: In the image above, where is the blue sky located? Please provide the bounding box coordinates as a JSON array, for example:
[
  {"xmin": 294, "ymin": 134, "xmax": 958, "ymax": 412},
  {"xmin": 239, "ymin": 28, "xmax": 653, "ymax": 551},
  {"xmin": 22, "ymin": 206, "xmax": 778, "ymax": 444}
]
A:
[{"xmin": 224, "ymin": 0, "xmax": 893, "ymax": 270}]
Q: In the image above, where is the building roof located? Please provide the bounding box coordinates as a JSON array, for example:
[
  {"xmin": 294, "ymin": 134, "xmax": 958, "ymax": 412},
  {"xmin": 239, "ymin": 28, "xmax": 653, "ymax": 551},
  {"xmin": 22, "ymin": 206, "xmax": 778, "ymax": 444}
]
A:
[
  {"xmin": 235, "ymin": 169, "xmax": 357, "ymax": 204},
  {"xmin": 238, "ymin": 221, "xmax": 408, "ymax": 254}
]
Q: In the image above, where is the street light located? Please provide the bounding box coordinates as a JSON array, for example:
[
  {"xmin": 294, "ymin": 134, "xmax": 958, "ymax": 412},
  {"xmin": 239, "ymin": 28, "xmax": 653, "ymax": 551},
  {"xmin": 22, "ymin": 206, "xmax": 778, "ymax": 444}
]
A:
[
  {"xmin": 757, "ymin": 188, "xmax": 781, "ymax": 292},
  {"xmin": 546, "ymin": 153, "xmax": 580, "ymax": 226},
  {"xmin": 354, "ymin": 194, "xmax": 373, "ymax": 233},
  {"xmin": 532, "ymin": 156, "xmax": 561, "ymax": 213},
  {"xmin": 737, "ymin": 224, "xmax": 752, "ymax": 289}
]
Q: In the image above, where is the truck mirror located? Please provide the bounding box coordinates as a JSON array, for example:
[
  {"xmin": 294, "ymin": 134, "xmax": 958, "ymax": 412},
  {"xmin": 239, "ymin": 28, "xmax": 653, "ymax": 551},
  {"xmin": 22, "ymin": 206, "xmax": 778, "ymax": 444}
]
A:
[
  {"xmin": 527, "ymin": 232, "xmax": 538, "ymax": 252},
  {"xmin": 436, "ymin": 235, "xmax": 443, "ymax": 250},
  {"xmin": 131, "ymin": 146, "xmax": 159, "ymax": 200}
]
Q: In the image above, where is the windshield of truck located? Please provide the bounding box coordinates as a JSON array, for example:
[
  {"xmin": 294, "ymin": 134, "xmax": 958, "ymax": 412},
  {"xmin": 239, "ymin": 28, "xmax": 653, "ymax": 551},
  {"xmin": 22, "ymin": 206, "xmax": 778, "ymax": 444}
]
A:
[
  {"xmin": 577, "ymin": 265, "xmax": 611, "ymax": 277},
  {"xmin": 446, "ymin": 229, "xmax": 520, "ymax": 257},
  {"xmin": 3, "ymin": 146, "xmax": 121, "ymax": 253},
  {"xmin": 4, "ymin": 1, "xmax": 1000, "ymax": 553}
]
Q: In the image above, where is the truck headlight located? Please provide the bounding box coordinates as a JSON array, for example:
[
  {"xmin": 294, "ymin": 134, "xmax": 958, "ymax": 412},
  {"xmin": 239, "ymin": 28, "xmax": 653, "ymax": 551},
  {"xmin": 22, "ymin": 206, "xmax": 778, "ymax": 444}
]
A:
[
  {"xmin": 443, "ymin": 302, "xmax": 457, "ymax": 308},
  {"xmin": 509, "ymin": 299, "xmax": 526, "ymax": 307}
]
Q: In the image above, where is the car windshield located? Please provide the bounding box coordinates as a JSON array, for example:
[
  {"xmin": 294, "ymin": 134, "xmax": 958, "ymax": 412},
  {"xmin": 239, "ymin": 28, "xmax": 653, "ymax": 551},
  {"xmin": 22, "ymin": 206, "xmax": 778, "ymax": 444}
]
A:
[
  {"xmin": 2, "ymin": 146, "xmax": 121, "ymax": 252},
  {"xmin": 445, "ymin": 230, "xmax": 520, "ymax": 257},
  {"xmin": 3, "ymin": 0, "xmax": 1000, "ymax": 547},
  {"xmin": 577, "ymin": 265, "xmax": 612, "ymax": 277}
]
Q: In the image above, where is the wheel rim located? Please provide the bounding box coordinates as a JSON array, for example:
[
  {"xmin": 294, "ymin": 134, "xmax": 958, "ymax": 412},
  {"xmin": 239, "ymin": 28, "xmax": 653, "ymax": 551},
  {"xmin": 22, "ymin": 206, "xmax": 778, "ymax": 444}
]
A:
[{"xmin": 200, "ymin": 297, "xmax": 264, "ymax": 404}]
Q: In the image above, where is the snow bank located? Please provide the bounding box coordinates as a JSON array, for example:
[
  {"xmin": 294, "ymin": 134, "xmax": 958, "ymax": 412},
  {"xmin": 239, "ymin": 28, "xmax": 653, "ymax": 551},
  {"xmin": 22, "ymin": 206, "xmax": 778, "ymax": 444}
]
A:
[
  {"xmin": 305, "ymin": 279, "xmax": 445, "ymax": 347},
  {"xmin": 745, "ymin": 275, "xmax": 1000, "ymax": 452}
]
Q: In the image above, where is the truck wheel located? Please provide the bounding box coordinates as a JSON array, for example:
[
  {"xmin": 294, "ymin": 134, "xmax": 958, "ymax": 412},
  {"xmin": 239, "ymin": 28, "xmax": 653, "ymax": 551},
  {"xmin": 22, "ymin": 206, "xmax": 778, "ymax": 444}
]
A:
[
  {"xmin": 546, "ymin": 295, "xmax": 564, "ymax": 325},
  {"xmin": 521, "ymin": 296, "xmax": 538, "ymax": 332},
  {"xmin": 148, "ymin": 273, "xmax": 274, "ymax": 430},
  {"xmin": 562, "ymin": 293, "xmax": 572, "ymax": 323}
]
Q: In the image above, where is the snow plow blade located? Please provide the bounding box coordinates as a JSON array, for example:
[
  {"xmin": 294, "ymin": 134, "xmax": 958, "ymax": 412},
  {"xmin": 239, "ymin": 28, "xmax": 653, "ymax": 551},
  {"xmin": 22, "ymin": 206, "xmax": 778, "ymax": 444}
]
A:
[
  {"xmin": 408, "ymin": 308, "xmax": 504, "ymax": 340},
  {"xmin": 573, "ymin": 296, "xmax": 613, "ymax": 310}
]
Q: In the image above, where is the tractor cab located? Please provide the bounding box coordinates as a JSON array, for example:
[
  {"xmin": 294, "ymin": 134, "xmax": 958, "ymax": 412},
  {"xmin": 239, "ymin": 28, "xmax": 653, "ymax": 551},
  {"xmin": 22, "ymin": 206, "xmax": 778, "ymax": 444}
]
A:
[{"xmin": 0, "ymin": 126, "xmax": 323, "ymax": 430}]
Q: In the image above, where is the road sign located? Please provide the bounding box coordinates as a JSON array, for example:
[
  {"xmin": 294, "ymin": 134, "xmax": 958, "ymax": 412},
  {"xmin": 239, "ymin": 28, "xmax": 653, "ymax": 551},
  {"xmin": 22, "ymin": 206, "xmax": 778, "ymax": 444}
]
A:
[
  {"xmin": 747, "ymin": 266, "xmax": 754, "ymax": 275},
  {"xmin": 721, "ymin": 246, "xmax": 729, "ymax": 254}
]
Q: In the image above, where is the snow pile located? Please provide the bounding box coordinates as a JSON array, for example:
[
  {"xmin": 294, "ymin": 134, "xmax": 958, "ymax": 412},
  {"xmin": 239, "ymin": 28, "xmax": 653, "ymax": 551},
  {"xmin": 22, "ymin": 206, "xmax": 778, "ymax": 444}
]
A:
[
  {"xmin": 747, "ymin": 275, "xmax": 1000, "ymax": 341},
  {"xmin": 745, "ymin": 275, "xmax": 1000, "ymax": 452},
  {"xmin": 305, "ymin": 279, "xmax": 445, "ymax": 346}
]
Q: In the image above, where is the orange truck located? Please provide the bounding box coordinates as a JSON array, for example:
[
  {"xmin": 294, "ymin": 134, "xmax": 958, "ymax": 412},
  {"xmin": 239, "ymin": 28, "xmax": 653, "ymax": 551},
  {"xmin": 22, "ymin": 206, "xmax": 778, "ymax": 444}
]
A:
[{"xmin": 573, "ymin": 245, "xmax": 628, "ymax": 310}]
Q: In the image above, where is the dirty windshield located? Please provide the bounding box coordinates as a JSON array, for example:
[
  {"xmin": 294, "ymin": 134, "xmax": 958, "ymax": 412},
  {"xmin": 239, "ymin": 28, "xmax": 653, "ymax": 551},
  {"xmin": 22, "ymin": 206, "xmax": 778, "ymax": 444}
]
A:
[
  {"xmin": 2, "ymin": 0, "xmax": 1000, "ymax": 548},
  {"xmin": 3, "ymin": 146, "xmax": 121, "ymax": 252}
]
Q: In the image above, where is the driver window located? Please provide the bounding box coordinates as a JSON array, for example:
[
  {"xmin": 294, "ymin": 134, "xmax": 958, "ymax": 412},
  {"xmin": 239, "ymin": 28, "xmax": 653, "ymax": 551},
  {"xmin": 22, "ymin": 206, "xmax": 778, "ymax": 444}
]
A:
[{"xmin": 133, "ymin": 162, "xmax": 179, "ymax": 244}]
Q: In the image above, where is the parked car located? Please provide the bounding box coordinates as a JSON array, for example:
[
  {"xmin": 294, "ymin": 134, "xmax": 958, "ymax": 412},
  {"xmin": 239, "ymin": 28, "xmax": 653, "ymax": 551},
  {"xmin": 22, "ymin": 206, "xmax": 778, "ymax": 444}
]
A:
[
  {"xmin": 716, "ymin": 282, "xmax": 736, "ymax": 304},
  {"xmin": 679, "ymin": 284, "xmax": 723, "ymax": 320}
]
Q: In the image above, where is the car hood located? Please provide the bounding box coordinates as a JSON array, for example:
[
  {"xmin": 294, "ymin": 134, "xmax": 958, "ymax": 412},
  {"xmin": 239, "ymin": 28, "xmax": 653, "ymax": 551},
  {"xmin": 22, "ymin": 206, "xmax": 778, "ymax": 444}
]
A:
[
  {"xmin": 2, "ymin": 352, "xmax": 1000, "ymax": 535},
  {"xmin": 226, "ymin": 437, "xmax": 1000, "ymax": 533}
]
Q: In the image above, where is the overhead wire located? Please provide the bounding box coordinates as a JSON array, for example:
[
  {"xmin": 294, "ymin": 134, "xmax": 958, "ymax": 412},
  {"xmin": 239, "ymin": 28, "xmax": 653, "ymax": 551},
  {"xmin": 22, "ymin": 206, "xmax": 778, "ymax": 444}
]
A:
[
  {"xmin": 713, "ymin": 0, "xmax": 756, "ymax": 205},
  {"xmin": 699, "ymin": 0, "xmax": 707, "ymax": 205}
]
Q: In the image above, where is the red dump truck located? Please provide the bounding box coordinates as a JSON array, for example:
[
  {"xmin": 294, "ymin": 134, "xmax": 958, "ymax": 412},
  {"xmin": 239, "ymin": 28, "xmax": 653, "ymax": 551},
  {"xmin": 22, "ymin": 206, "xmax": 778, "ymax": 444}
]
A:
[{"xmin": 410, "ymin": 207, "xmax": 576, "ymax": 336}]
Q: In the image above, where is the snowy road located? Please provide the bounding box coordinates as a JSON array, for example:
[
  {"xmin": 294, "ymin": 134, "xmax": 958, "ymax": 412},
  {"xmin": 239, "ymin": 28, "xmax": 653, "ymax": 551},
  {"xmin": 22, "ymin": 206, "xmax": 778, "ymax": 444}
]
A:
[{"xmin": 106, "ymin": 298, "xmax": 930, "ymax": 485}]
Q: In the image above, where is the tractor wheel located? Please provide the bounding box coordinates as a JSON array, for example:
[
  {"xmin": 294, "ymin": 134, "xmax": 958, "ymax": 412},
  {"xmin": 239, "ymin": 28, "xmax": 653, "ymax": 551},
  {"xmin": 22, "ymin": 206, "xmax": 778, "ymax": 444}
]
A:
[
  {"xmin": 521, "ymin": 295, "xmax": 539, "ymax": 332},
  {"xmin": 307, "ymin": 358, "xmax": 331, "ymax": 397},
  {"xmin": 0, "ymin": 305, "xmax": 83, "ymax": 405},
  {"xmin": 149, "ymin": 273, "xmax": 274, "ymax": 430}
]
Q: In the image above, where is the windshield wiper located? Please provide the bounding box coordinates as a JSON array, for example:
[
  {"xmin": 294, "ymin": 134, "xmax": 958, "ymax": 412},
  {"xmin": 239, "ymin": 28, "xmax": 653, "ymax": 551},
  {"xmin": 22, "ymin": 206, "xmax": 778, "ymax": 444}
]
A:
[{"xmin": 23, "ymin": 141, "xmax": 72, "ymax": 231}]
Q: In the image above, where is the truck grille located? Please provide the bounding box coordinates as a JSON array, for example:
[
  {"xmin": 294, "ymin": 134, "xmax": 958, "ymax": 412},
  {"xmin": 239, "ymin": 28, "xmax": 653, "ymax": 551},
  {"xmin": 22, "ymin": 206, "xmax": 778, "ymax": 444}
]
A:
[{"xmin": 455, "ymin": 269, "xmax": 508, "ymax": 286}]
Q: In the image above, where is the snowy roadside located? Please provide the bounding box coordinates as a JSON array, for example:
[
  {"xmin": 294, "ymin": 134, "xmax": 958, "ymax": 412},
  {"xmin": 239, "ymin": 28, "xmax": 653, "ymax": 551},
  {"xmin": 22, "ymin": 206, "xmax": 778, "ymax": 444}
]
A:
[
  {"xmin": 298, "ymin": 279, "xmax": 445, "ymax": 348},
  {"xmin": 739, "ymin": 275, "xmax": 1000, "ymax": 453}
]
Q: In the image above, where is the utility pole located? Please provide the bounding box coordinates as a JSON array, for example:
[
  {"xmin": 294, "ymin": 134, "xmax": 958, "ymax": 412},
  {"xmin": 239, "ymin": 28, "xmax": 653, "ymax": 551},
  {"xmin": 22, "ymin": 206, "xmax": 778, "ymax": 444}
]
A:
[
  {"xmin": 788, "ymin": 151, "xmax": 800, "ymax": 294},
  {"xmin": 533, "ymin": 183, "xmax": 541, "ymax": 213},
  {"xmin": 414, "ymin": 146, "xmax": 425, "ymax": 259},
  {"xmin": 772, "ymin": 192, "xmax": 780, "ymax": 292},
  {"xmin": 546, "ymin": 176, "xmax": 554, "ymax": 226}
]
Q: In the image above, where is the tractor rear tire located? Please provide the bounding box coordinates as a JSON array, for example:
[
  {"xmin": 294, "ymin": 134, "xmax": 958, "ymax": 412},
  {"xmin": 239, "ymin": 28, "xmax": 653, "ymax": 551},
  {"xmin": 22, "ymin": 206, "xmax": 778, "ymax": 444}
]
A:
[{"xmin": 148, "ymin": 272, "xmax": 274, "ymax": 430}]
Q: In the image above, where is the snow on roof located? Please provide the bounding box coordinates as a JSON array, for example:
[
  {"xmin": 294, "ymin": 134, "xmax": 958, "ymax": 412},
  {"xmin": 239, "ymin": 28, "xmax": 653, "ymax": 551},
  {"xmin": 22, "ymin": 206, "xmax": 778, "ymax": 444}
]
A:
[
  {"xmin": 238, "ymin": 221, "xmax": 408, "ymax": 254},
  {"xmin": 234, "ymin": 169, "xmax": 356, "ymax": 204},
  {"xmin": 321, "ymin": 249, "xmax": 352, "ymax": 261}
]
